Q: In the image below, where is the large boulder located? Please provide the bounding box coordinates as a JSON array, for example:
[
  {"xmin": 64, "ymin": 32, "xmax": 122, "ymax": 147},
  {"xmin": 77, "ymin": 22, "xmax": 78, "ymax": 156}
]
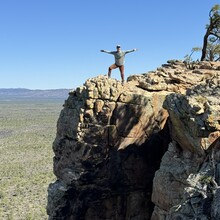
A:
[{"xmin": 151, "ymin": 71, "xmax": 220, "ymax": 219}]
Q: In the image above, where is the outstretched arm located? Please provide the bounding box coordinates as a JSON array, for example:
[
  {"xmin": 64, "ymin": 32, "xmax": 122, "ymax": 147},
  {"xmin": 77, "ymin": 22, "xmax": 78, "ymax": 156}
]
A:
[
  {"xmin": 125, "ymin": 49, "xmax": 138, "ymax": 54},
  {"xmin": 100, "ymin": 50, "xmax": 114, "ymax": 54}
]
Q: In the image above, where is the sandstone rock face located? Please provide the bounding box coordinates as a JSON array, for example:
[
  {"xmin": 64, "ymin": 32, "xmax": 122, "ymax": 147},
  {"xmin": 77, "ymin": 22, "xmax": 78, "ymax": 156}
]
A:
[
  {"xmin": 47, "ymin": 61, "xmax": 220, "ymax": 220},
  {"xmin": 151, "ymin": 62, "xmax": 220, "ymax": 220}
]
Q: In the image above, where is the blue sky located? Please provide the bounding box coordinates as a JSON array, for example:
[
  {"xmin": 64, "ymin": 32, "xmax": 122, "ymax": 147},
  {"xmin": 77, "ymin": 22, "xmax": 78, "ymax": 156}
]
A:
[{"xmin": 0, "ymin": 0, "xmax": 218, "ymax": 89}]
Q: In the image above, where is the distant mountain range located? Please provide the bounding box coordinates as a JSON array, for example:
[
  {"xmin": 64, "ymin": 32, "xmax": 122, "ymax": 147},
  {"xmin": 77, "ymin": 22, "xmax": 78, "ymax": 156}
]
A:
[{"xmin": 0, "ymin": 88, "xmax": 70, "ymax": 100}]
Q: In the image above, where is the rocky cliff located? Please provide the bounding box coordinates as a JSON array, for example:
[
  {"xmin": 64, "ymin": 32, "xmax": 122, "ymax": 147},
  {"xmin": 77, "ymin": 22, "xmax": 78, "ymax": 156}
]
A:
[{"xmin": 47, "ymin": 60, "xmax": 220, "ymax": 220}]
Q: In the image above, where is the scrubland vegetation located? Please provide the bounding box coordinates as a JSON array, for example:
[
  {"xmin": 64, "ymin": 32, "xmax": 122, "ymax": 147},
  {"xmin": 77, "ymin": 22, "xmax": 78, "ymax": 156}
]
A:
[{"xmin": 0, "ymin": 99, "xmax": 63, "ymax": 219}]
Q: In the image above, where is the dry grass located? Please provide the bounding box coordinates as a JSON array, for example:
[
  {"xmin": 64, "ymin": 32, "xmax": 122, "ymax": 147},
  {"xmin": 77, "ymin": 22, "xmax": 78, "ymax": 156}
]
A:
[{"xmin": 0, "ymin": 99, "xmax": 63, "ymax": 220}]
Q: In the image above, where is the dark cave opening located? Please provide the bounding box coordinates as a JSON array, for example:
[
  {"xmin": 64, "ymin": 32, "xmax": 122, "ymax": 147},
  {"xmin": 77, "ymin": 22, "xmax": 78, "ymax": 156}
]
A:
[{"xmin": 114, "ymin": 120, "xmax": 171, "ymax": 219}]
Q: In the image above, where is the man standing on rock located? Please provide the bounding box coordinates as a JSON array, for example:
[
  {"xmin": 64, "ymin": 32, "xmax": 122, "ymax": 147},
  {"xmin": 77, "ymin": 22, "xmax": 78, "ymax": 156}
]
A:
[{"xmin": 100, "ymin": 45, "xmax": 137, "ymax": 85}]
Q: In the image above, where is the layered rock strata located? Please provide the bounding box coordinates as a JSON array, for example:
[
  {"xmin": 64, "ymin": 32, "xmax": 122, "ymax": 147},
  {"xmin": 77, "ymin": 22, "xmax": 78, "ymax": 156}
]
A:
[{"xmin": 47, "ymin": 60, "xmax": 220, "ymax": 220}]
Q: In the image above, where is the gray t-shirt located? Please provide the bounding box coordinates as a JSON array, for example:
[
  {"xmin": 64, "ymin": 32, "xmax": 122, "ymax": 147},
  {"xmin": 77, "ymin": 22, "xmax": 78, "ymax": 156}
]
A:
[{"xmin": 102, "ymin": 49, "xmax": 136, "ymax": 66}]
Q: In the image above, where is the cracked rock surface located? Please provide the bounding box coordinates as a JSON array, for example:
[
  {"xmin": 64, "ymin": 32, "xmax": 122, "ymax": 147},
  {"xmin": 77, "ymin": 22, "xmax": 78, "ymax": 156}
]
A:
[{"xmin": 47, "ymin": 60, "xmax": 220, "ymax": 220}]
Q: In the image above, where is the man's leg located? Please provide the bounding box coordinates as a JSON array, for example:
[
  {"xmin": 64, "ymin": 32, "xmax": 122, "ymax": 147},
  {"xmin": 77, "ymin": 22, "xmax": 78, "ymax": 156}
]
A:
[
  {"xmin": 108, "ymin": 64, "xmax": 118, "ymax": 78},
  {"xmin": 119, "ymin": 65, "xmax": 125, "ymax": 83}
]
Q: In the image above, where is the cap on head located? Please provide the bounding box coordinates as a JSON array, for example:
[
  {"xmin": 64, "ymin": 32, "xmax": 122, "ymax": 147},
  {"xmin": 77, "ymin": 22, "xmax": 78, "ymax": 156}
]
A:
[{"xmin": 116, "ymin": 45, "xmax": 121, "ymax": 49}]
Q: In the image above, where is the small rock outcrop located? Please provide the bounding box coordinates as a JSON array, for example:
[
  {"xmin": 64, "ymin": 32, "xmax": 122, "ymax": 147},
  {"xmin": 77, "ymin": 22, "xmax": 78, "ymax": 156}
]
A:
[{"xmin": 47, "ymin": 60, "xmax": 220, "ymax": 220}]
